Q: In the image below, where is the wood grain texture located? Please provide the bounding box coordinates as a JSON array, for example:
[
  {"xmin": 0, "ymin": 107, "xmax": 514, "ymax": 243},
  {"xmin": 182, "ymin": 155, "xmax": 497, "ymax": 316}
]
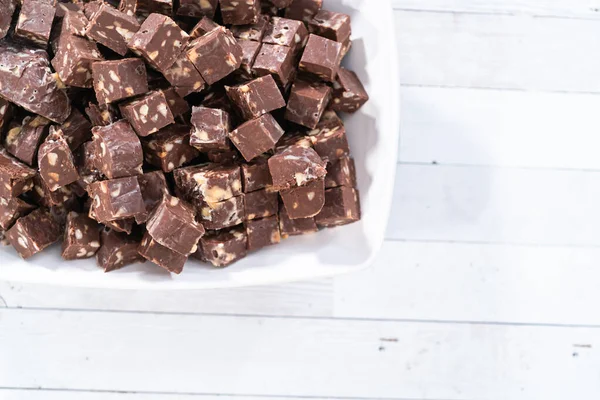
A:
[
  {"xmin": 388, "ymin": 164, "xmax": 600, "ymax": 246},
  {"xmin": 392, "ymin": 0, "xmax": 600, "ymax": 18},
  {"xmin": 399, "ymin": 86, "xmax": 600, "ymax": 169},
  {"xmin": 2, "ymin": 308, "xmax": 600, "ymax": 400},
  {"xmin": 395, "ymin": 11, "xmax": 600, "ymax": 92}
]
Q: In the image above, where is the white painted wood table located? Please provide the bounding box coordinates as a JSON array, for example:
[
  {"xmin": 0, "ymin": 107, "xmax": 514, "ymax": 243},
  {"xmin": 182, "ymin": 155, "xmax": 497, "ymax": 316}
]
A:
[{"xmin": 3, "ymin": 1, "xmax": 600, "ymax": 399}]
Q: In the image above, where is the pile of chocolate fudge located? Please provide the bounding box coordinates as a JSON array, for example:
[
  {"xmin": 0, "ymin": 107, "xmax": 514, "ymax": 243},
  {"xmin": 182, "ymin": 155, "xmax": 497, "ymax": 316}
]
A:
[{"xmin": 0, "ymin": 0, "xmax": 369, "ymax": 273}]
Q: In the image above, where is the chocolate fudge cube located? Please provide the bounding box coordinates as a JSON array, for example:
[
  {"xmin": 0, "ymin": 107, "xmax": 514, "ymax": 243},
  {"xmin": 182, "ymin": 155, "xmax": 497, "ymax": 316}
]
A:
[
  {"xmin": 198, "ymin": 195, "xmax": 245, "ymax": 230},
  {"xmin": 263, "ymin": 17, "xmax": 308, "ymax": 53},
  {"xmin": 186, "ymin": 27, "xmax": 242, "ymax": 84},
  {"xmin": 280, "ymin": 178, "xmax": 324, "ymax": 219},
  {"xmin": 230, "ymin": 15, "xmax": 269, "ymax": 42},
  {"xmin": 308, "ymin": 10, "xmax": 351, "ymax": 43},
  {"xmin": 86, "ymin": 102, "xmax": 121, "ymax": 127},
  {"xmin": 245, "ymin": 215, "xmax": 280, "ymax": 250},
  {"xmin": 97, "ymin": 228, "xmax": 145, "ymax": 272},
  {"xmin": 226, "ymin": 75, "xmax": 286, "ymax": 120},
  {"xmin": 119, "ymin": 90, "xmax": 175, "ymax": 137},
  {"xmin": 5, "ymin": 116, "xmax": 51, "ymax": 166},
  {"xmin": 268, "ymin": 145, "xmax": 326, "ymax": 190},
  {"xmin": 84, "ymin": 1, "xmax": 103, "ymax": 20},
  {"xmin": 92, "ymin": 120, "xmax": 144, "ymax": 179},
  {"xmin": 252, "ymin": 43, "xmax": 296, "ymax": 88},
  {"xmin": 62, "ymin": 212, "xmax": 101, "ymax": 260},
  {"xmin": 85, "ymin": 3, "xmax": 141, "ymax": 56},
  {"xmin": 138, "ymin": 232, "xmax": 188, "ymax": 274},
  {"xmin": 7, "ymin": 208, "xmax": 62, "ymax": 259},
  {"xmin": 244, "ymin": 189, "xmax": 278, "ymax": 220},
  {"xmin": 38, "ymin": 127, "xmax": 80, "ymax": 192},
  {"xmin": 195, "ymin": 226, "xmax": 247, "ymax": 267},
  {"xmin": 201, "ymin": 86, "xmax": 237, "ymax": 116},
  {"xmin": 60, "ymin": 108, "xmax": 94, "ymax": 151},
  {"xmin": 190, "ymin": 106, "xmax": 231, "ymax": 152},
  {"xmin": 161, "ymin": 87, "xmax": 190, "ymax": 116},
  {"xmin": 58, "ymin": 9, "xmax": 90, "ymax": 39},
  {"xmin": 220, "ymin": 0, "xmax": 260, "ymax": 25},
  {"xmin": 30, "ymin": 174, "xmax": 78, "ymax": 208},
  {"xmin": 309, "ymin": 121, "xmax": 349, "ymax": 162},
  {"xmin": 14, "ymin": 0, "xmax": 56, "ymax": 47},
  {"xmin": 52, "ymin": 34, "xmax": 104, "ymax": 89},
  {"xmin": 0, "ymin": 197, "xmax": 36, "ymax": 230},
  {"xmin": 331, "ymin": 68, "xmax": 369, "ymax": 113},
  {"xmin": 299, "ymin": 34, "xmax": 342, "ymax": 83},
  {"xmin": 284, "ymin": 0, "xmax": 322, "ymax": 22},
  {"xmin": 174, "ymin": 163, "xmax": 242, "ymax": 203},
  {"xmin": 237, "ymin": 39, "xmax": 262, "ymax": 80},
  {"xmin": 138, "ymin": 170, "xmax": 170, "ymax": 220},
  {"xmin": 325, "ymin": 156, "xmax": 357, "ymax": 189},
  {"xmin": 0, "ymin": 149, "xmax": 36, "ymax": 199},
  {"xmin": 88, "ymin": 177, "xmax": 146, "ymax": 222},
  {"xmin": 0, "ymin": 42, "xmax": 71, "ymax": 124},
  {"xmin": 146, "ymin": 195, "xmax": 205, "ymax": 255},
  {"xmin": 162, "ymin": 51, "xmax": 206, "ymax": 97},
  {"xmin": 285, "ymin": 78, "xmax": 332, "ymax": 129},
  {"xmin": 315, "ymin": 185, "xmax": 360, "ymax": 227},
  {"xmin": 278, "ymin": 203, "xmax": 317, "ymax": 238},
  {"xmin": 0, "ymin": 0, "xmax": 16, "ymax": 39},
  {"xmin": 142, "ymin": 124, "xmax": 199, "ymax": 172},
  {"xmin": 229, "ymin": 113, "xmax": 284, "ymax": 162},
  {"xmin": 189, "ymin": 16, "xmax": 220, "ymax": 38},
  {"xmin": 241, "ymin": 156, "xmax": 272, "ymax": 193},
  {"xmin": 176, "ymin": 0, "xmax": 218, "ymax": 18},
  {"xmin": 92, "ymin": 58, "xmax": 148, "ymax": 104},
  {"xmin": 128, "ymin": 13, "xmax": 190, "ymax": 71}
]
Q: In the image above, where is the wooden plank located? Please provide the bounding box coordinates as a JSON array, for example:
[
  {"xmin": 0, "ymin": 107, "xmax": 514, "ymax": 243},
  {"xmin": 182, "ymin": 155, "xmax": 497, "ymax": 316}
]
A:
[
  {"xmin": 395, "ymin": 10, "xmax": 600, "ymax": 92},
  {"xmin": 0, "ymin": 389, "xmax": 356, "ymax": 400},
  {"xmin": 1, "ymin": 309, "xmax": 600, "ymax": 400},
  {"xmin": 392, "ymin": 0, "xmax": 600, "ymax": 18},
  {"xmin": 0, "ymin": 279, "xmax": 333, "ymax": 317},
  {"xmin": 399, "ymin": 86, "xmax": 600, "ymax": 169},
  {"xmin": 5, "ymin": 240, "xmax": 600, "ymax": 326},
  {"xmin": 387, "ymin": 164, "xmax": 600, "ymax": 245},
  {"xmin": 335, "ymin": 241, "xmax": 600, "ymax": 325}
]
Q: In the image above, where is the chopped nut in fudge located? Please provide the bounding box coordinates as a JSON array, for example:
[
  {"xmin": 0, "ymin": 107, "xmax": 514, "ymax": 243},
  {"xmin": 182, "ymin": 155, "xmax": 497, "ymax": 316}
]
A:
[
  {"xmin": 308, "ymin": 9, "xmax": 351, "ymax": 43},
  {"xmin": 263, "ymin": 17, "xmax": 308, "ymax": 54},
  {"xmin": 174, "ymin": 163, "xmax": 242, "ymax": 204},
  {"xmin": 230, "ymin": 15, "xmax": 269, "ymax": 42},
  {"xmin": 197, "ymin": 194, "xmax": 246, "ymax": 230},
  {"xmin": 88, "ymin": 177, "xmax": 146, "ymax": 222},
  {"xmin": 0, "ymin": 197, "xmax": 36, "ymax": 231},
  {"xmin": 325, "ymin": 156, "xmax": 357, "ymax": 189},
  {"xmin": 220, "ymin": 0, "xmax": 260, "ymax": 25},
  {"xmin": 244, "ymin": 188, "xmax": 278, "ymax": 220},
  {"xmin": 14, "ymin": 0, "xmax": 56, "ymax": 47},
  {"xmin": 241, "ymin": 155, "xmax": 272, "ymax": 193},
  {"xmin": 52, "ymin": 34, "xmax": 104, "ymax": 89},
  {"xmin": 162, "ymin": 51, "xmax": 206, "ymax": 97},
  {"xmin": 0, "ymin": 150, "xmax": 36, "ymax": 199}
]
